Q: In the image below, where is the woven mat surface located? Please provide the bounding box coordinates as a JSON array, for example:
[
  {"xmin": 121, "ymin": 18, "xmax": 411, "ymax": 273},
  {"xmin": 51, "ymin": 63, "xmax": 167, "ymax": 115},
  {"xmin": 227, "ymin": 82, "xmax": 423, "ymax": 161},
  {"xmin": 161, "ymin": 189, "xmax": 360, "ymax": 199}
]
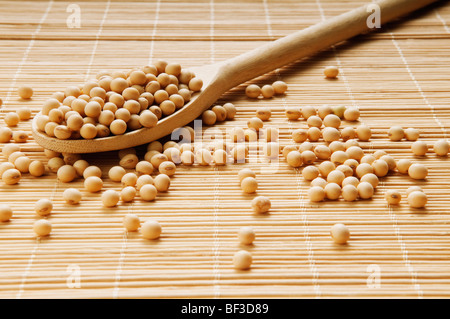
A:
[{"xmin": 1, "ymin": 0, "xmax": 450, "ymax": 298}]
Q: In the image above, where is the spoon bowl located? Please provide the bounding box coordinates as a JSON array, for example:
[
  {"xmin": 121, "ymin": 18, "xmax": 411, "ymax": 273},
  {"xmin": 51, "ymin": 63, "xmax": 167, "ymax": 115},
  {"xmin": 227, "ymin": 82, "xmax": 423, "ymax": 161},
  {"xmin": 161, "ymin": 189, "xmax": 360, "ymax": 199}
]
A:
[{"xmin": 32, "ymin": 61, "xmax": 227, "ymax": 154}]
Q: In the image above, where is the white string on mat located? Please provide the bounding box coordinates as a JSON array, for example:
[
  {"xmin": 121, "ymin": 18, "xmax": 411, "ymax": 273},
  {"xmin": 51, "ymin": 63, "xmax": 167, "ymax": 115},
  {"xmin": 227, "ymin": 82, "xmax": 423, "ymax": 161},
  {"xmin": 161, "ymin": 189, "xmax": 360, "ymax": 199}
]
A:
[
  {"xmin": 318, "ymin": 0, "xmax": 380, "ymax": 295},
  {"xmin": 15, "ymin": 245, "xmax": 38, "ymax": 299},
  {"xmin": 15, "ymin": 161, "xmax": 60, "ymax": 297},
  {"xmin": 317, "ymin": 0, "xmax": 373, "ymax": 294},
  {"xmin": 314, "ymin": 0, "xmax": 424, "ymax": 299},
  {"xmin": 317, "ymin": 0, "xmax": 379, "ymax": 264},
  {"xmin": 18, "ymin": 0, "xmax": 111, "ymax": 299},
  {"xmin": 113, "ymin": 0, "xmax": 161, "ymax": 299},
  {"xmin": 434, "ymin": 9, "xmax": 450, "ymax": 34},
  {"xmin": 1, "ymin": 0, "xmax": 54, "ymax": 112},
  {"xmin": 113, "ymin": 204, "xmax": 133, "ymax": 299},
  {"xmin": 315, "ymin": 0, "xmax": 358, "ymax": 109},
  {"xmin": 148, "ymin": 0, "xmax": 161, "ymax": 64},
  {"xmin": 14, "ymin": 0, "xmax": 54, "ymax": 300},
  {"xmin": 17, "ymin": 153, "xmax": 60, "ymax": 299},
  {"xmin": 324, "ymin": 0, "xmax": 422, "ymax": 297},
  {"xmin": 210, "ymin": 0, "xmax": 221, "ymax": 299},
  {"xmin": 263, "ymin": 0, "xmax": 322, "ymax": 297},
  {"xmin": 387, "ymin": 204, "xmax": 423, "ymax": 297},
  {"xmin": 381, "ymin": 33, "xmax": 425, "ymax": 297},
  {"xmin": 212, "ymin": 171, "xmax": 221, "ymax": 299},
  {"xmin": 324, "ymin": 0, "xmax": 423, "ymax": 297},
  {"xmin": 389, "ymin": 32, "xmax": 447, "ymax": 139},
  {"xmin": 380, "ymin": 7, "xmax": 450, "ymax": 298},
  {"xmin": 384, "ymin": 19, "xmax": 450, "ymax": 297},
  {"xmin": 84, "ymin": 0, "xmax": 111, "ymax": 82}
]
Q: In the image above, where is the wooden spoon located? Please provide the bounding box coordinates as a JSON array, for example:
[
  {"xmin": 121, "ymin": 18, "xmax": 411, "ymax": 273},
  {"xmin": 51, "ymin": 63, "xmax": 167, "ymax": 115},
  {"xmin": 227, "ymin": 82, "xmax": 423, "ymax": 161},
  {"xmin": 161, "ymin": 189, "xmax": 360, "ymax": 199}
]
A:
[{"xmin": 32, "ymin": 0, "xmax": 437, "ymax": 153}]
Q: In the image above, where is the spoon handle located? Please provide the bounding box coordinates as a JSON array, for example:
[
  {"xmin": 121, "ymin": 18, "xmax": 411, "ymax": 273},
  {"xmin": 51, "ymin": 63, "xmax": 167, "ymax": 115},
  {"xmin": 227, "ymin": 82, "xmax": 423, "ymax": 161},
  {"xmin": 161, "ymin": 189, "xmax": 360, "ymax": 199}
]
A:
[{"xmin": 218, "ymin": 0, "xmax": 437, "ymax": 89}]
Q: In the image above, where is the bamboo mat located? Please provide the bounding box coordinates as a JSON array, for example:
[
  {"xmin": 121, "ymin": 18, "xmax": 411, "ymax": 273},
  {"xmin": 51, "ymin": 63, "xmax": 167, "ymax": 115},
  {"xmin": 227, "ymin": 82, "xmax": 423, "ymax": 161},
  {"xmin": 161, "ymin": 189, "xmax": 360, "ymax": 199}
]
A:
[{"xmin": 0, "ymin": 0, "xmax": 450, "ymax": 299}]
